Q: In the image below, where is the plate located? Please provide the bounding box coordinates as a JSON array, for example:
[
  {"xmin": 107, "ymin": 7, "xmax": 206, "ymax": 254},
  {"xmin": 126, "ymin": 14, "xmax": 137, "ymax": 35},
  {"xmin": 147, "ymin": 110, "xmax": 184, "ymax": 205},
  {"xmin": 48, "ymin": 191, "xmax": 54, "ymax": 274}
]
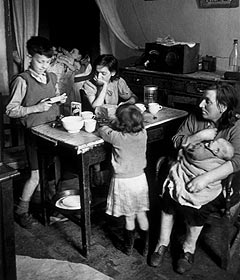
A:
[
  {"xmin": 55, "ymin": 196, "xmax": 81, "ymax": 210},
  {"xmin": 62, "ymin": 195, "xmax": 81, "ymax": 208}
]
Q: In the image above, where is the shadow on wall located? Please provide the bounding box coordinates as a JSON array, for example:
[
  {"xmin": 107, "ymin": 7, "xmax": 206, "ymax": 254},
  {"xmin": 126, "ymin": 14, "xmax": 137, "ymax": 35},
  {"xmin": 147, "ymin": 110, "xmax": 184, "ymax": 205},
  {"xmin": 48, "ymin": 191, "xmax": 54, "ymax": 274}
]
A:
[{"xmin": 119, "ymin": 55, "xmax": 144, "ymax": 68}]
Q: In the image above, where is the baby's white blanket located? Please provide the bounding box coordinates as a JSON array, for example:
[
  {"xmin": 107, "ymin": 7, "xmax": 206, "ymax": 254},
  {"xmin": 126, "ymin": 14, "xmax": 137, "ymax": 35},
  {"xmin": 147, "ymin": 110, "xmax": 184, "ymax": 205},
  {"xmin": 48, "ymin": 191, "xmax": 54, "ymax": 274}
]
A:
[{"xmin": 164, "ymin": 149, "xmax": 224, "ymax": 208}]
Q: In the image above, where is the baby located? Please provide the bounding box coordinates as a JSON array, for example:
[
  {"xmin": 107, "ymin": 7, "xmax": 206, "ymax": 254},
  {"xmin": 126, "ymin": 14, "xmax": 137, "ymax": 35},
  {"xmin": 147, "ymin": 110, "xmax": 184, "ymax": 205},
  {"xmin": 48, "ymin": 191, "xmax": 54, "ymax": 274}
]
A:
[{"xmin": 163, "ymin": 138, "xmax": 234, "ymax": 208}]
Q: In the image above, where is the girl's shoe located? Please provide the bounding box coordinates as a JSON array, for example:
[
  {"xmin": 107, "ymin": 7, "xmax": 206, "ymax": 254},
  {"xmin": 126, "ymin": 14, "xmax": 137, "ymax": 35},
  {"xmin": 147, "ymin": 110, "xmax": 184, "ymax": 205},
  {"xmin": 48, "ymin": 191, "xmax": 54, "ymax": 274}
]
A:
[{"xmin": 124, "ymin": 230, "xmax": 135, "ymax": 256}]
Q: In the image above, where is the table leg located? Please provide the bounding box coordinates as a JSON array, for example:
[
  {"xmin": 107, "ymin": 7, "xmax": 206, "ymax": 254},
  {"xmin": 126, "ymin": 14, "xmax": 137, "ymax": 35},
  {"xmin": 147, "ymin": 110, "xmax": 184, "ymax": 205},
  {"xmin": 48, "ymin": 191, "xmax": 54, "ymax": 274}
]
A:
[
  {"xmin": 38, "ymin": 151, "xmax": 50, "ymax": 225},
  {"xmin": 76, "ymin": 152, "xmax": 91, "ymax": 258}
]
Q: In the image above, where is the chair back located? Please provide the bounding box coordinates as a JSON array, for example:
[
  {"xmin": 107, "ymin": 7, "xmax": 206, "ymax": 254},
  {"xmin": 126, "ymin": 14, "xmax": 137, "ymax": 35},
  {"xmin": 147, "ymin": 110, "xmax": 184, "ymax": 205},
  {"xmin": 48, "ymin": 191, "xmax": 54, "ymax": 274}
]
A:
[
  {"xmin": 0, "ymin": 93, "xmax": 26, "ymax": 168},
  {"xmin": 0, "ymin": 93, "xmax": 3, "ymax": 162}
]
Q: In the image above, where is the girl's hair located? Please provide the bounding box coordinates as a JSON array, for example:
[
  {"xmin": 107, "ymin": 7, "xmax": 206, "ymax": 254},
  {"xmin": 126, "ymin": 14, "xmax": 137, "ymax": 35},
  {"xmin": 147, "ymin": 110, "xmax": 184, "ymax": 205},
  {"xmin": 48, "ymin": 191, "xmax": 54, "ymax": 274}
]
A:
[
  {"xmin": 93, "ymin": 54, "xmax": 119, "ymax": 81},
  {"xmin": 111, "ymin": 104, "xmax": 144, "ymax": 133},
  {"xmin": 27, "ymin": 36, "xmax": 54, "ymax": 58},
  {"xmin": 207, "ymin": 83, "xmax": 239, "ymax": 130}
]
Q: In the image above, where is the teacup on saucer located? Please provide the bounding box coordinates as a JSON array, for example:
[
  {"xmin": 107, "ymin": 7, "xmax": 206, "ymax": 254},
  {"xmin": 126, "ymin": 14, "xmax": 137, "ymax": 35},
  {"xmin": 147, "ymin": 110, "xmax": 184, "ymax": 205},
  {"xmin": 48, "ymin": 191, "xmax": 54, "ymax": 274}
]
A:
[{"xmin": 148, "ymin": 102, "xmax": 162, "ymax": 115}]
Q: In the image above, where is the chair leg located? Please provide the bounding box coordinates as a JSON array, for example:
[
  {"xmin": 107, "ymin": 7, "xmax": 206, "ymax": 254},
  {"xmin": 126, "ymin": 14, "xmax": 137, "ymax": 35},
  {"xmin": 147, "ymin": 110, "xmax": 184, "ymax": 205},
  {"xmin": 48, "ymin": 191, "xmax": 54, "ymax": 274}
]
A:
[{"xmin": 220, "ymin": 216, "xmax": 230, "ymax": 270}]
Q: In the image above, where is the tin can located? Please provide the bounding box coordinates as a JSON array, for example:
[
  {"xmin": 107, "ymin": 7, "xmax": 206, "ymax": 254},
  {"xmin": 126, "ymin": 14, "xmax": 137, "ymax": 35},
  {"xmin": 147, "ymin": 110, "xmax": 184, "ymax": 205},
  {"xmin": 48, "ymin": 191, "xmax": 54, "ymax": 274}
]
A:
[
  {"xmin": 71, "ymin": 102, "xmax": 82, "ymax": 116},
  {"xmin": 144, "ymin": 85, "xmax": 158, "ymax": 105}
]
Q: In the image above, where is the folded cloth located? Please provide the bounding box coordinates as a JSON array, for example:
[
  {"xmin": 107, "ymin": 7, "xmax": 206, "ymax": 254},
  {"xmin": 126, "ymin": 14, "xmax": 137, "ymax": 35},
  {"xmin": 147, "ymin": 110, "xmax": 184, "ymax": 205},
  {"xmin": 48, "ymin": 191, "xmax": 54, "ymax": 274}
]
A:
[{"xmin": 49, "ymin": 212, "xmax": 69, "ymax": 224}]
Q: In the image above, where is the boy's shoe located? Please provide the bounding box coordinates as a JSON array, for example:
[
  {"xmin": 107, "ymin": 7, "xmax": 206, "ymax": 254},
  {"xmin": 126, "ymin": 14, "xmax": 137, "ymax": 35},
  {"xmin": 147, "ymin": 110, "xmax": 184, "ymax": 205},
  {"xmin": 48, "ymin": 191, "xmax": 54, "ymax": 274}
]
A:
[
  {"xmin": 15, "ymin": 212, "xmax": 38, "ymax": 229},
  {"xmin": 175, "ymin": 252, "xmax": 194, "ymax": 274},
  {"xmin": 149, "ymin": 245, "xmax": 168, "ymax": 267}
]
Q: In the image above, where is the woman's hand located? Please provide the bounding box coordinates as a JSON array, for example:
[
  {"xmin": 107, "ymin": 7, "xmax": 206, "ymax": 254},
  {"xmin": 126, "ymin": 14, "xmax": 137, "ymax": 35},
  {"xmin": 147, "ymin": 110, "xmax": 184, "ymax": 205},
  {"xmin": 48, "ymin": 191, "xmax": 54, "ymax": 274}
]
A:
[
  {"xmin": 186, "ymin": 174, "xmax": 209, "ymax": 193},
  {"xmin": 95, "ymin": 77, "xmax": 108, "ymax": 87},
  {"xmin": 197, "ymin": 128, "xmax": 218, "ymax": 141},
  {"xmin": 186, "ymin": 128, "xmax": 218, "ymax": 146}
]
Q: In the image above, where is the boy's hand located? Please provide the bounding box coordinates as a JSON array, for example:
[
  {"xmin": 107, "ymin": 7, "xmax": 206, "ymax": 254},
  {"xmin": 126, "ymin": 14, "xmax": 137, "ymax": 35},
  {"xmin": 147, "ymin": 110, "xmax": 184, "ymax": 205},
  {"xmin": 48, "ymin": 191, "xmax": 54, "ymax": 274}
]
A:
[
  {"xmin": 37, "ymin": 99, "xmax": 53, "ymax": 112},
  {"xmin": 59, "ymin": 93, "xmax": 67, "ymax": 104}
]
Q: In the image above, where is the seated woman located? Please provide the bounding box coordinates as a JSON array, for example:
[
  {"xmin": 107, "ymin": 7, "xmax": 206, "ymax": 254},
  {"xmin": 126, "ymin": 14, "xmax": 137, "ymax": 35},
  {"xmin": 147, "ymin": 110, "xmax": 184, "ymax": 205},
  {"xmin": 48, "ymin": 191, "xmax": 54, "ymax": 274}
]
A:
[{"xmin": 149, "ymin": 84, "xmax": 240, "ymax": 274}]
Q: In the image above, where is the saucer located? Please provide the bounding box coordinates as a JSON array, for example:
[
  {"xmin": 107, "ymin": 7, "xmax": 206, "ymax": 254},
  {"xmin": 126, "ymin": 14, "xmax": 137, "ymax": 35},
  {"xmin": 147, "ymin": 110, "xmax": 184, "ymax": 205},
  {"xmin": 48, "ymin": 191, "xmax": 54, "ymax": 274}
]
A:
[
  {"xmin": 62, "ymin": 195, "xmax": 81, "ymax": 208},
  {"xmin": 55, "ymin": 195, "xmax": 81, "ymax": 210}
]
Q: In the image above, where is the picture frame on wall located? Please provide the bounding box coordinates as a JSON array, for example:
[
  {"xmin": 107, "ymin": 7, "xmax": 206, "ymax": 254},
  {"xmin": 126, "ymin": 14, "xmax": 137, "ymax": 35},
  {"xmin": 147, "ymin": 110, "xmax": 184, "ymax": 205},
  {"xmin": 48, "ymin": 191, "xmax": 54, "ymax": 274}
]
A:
[{"xmin": 199, "ymin": 0, "xmax": 239, "ymax": 8}]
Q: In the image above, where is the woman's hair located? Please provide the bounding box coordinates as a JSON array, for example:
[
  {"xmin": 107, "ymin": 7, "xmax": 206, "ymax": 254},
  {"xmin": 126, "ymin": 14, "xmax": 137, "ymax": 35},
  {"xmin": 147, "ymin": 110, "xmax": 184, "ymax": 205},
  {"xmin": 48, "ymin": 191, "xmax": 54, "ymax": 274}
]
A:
[
  {"xmin": 111, "ymin": 104, "xmax": 144, "ymax": 133},
  {"xmin": 207, "ymin": 83, "xmax": 239, "ymax": 130},
  {"xmin": 27, "ymin": 36, "xmax": 54, "ymax": 58},
  {"xmin": 93, "ymin": 54, "xmax": 119, "ymax": 81}
]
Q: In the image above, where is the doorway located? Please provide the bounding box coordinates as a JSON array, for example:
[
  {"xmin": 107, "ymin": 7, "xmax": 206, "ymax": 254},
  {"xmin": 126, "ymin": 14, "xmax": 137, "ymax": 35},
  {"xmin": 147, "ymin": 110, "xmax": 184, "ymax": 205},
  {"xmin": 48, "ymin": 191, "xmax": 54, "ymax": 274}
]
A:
[{"xmin": 38, "ymin": 0, "xmax": 100, "ymax": 62}]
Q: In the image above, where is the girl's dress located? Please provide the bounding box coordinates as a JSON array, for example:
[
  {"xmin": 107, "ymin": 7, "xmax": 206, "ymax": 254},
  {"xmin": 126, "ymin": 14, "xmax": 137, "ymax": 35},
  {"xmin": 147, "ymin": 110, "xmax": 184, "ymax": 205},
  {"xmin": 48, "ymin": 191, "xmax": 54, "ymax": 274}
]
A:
[
  {"xmin": 107, "ymin": 173, "xmax": 149, "ymax": 217},
  {"xmin": 98, "ymin": 126, "xmax": 149, "ymax": 217}
]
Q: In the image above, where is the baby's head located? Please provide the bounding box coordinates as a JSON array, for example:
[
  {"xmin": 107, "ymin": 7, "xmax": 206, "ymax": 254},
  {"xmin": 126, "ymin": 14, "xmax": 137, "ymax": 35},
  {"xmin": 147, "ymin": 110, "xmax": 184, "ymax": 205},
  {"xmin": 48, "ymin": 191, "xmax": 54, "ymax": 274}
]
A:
[
  {"xmin": 112, "ymin": 104, "xmax": 144, "ymax": 133},
  {"xmin": 208, "ymin": 138, "xmax": 234, "ymax": 160}
]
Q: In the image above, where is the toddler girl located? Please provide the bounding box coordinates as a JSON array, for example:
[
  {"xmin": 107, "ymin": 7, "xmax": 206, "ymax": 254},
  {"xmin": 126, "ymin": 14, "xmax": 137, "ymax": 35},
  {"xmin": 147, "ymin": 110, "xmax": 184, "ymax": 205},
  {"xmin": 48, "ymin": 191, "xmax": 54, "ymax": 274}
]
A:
[{"xmin": 98, "ymin": 104, "xmax": 149, "ymax": 256}]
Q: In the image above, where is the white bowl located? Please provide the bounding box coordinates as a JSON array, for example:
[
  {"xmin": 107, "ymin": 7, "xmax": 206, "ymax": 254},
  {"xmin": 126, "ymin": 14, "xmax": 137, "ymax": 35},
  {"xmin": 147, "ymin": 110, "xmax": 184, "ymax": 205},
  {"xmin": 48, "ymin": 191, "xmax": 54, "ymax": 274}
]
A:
[{"xmin": 61, "ymin": 116, "xmax": 84, "ymax": 133}]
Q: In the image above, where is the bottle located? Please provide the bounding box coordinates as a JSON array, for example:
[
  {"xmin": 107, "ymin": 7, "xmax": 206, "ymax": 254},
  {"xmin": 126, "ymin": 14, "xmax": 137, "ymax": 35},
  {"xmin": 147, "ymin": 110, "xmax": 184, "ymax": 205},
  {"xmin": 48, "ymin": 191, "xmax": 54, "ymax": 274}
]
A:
[{"xmin": 229, "ymin": 39, "xmax": 239, "ymax": 72}]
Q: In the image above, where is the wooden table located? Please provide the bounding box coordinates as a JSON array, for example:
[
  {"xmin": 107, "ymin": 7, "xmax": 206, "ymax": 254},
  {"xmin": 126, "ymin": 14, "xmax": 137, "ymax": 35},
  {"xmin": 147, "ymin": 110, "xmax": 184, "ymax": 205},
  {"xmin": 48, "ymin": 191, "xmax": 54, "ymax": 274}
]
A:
[{"xmin": 31, "ymin": 106, "xmax": 188, "ymax": 258}]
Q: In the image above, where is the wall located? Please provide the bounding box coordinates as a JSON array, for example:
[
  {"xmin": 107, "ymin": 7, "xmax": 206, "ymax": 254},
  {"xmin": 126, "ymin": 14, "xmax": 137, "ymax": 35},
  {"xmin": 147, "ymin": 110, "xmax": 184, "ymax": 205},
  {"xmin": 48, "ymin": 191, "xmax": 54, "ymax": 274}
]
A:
[
  {"xmin": 114, "ymin": 0, "xmax": 240, "ymax": 71},
  {"xmin": 0, "ymin": 0, "xmax": 9, "ymax": 94}
]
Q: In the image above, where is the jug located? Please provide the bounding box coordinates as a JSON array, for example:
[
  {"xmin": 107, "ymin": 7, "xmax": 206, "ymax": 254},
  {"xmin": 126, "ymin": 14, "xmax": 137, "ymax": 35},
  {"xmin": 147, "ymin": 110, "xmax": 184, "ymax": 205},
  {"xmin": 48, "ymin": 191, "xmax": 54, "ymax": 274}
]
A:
[{"xmin": 144, "ymin": 85, "xmax": 158, "ymax": 105}]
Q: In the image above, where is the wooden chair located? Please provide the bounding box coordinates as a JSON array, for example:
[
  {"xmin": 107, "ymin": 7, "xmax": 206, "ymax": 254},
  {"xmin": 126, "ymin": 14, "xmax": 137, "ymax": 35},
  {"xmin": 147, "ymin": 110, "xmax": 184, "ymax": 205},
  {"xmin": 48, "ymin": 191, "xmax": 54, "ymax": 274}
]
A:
[
  {"xmin": 154, "ymin": 155, "xmax": 240, "ymax": 270},
  {"xmin": 0, "ymin": 92, "xmax": 27, "ymax": 169}
]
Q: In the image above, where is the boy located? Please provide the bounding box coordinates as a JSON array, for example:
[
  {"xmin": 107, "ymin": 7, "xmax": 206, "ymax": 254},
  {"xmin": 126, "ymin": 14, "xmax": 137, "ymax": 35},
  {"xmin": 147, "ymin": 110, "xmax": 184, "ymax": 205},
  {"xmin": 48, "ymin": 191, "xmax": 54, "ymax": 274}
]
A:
[{"xmin": 6, "ymin": 36, "xmax": 67, "ymax": 228}]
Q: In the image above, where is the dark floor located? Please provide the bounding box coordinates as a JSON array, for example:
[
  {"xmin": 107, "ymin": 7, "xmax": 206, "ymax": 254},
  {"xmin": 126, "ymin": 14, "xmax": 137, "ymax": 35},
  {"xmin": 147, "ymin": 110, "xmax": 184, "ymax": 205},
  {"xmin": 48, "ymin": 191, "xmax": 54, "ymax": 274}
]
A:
[{"xmin": 14, "ymin": 166, "xmax": 240, "ymax": 280}]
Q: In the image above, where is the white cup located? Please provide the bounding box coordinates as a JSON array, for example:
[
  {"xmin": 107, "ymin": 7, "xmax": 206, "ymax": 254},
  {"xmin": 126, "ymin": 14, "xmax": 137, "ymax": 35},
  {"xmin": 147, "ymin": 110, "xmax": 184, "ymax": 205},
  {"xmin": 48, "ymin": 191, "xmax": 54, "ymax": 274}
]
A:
[
  {"xmin": 135, "ymin": 103, "xmax": 146, "ymax": 113},
  {"xmin": 84, "ymin": 119, "xmax": 97, "ymax": 133},
  {"xmin": 148, "ymin": 103, "xmax": 162, "ymax": 115},
  {"xmin": 81, "ymin": 111, "xmax": 95, "ymax": 120}
]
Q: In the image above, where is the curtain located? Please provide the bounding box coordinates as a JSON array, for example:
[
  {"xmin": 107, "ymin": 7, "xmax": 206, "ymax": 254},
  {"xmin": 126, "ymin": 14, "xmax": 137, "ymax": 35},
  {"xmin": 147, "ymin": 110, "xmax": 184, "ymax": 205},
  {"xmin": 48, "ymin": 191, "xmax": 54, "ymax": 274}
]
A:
[
  {"xmin": 95, "ymin": 0, "xmax": 140, "ymax": 52},
  {"xmin": 11, "ymin": 0, "xmax": 39, "ymax": 71}
]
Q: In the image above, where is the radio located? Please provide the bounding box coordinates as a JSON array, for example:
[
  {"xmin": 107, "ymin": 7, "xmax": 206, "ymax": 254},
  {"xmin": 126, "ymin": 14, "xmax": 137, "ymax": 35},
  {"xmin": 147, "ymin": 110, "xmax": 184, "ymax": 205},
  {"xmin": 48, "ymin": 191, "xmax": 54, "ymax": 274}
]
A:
[{"xmin": 143, "ymin": 42, "xmax": 200, "ymax": 74}]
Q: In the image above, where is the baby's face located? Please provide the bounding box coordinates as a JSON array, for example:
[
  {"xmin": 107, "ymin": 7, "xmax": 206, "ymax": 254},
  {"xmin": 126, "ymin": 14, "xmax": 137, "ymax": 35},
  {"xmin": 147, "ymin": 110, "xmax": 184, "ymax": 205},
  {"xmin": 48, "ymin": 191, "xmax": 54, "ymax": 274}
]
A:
[{"xmin": 208, "ymin": 139, "xmax": 226, "ymax": 159}]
